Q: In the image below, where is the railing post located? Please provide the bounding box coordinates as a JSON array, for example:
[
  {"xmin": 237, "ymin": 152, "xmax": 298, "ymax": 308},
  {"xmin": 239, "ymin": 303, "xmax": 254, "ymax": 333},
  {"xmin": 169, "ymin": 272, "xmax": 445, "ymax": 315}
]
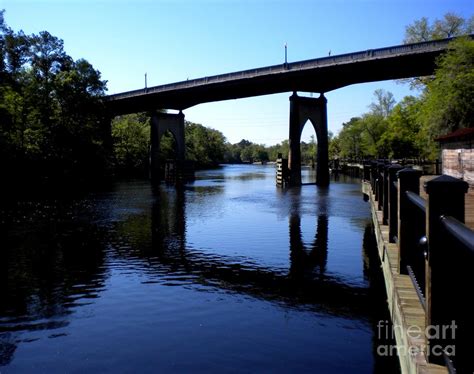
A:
[
  {"xmin": 397, "ymin": 168, "xmax": 421, "ymax": 274},
  {"xmin": 388, "ymin": 164, "xmax": 403, "ymax": 243},
  {"xmin": 363, "ymin": 163, "xmax": 371, "ymax": 181},
  {"xmin": 370, "ymin": 162, "xmax": 378, "ymax": 197},
  {"xmin": 382, "ymin": 164, "xmax": 390, "ymax": 225},
  {"xmin": 424, "ymin": 175, "xmax": 469, "ymax": 362},
  {"xmin": 377, "ymin": 162, "xmax": 385, "ymax": 210}
]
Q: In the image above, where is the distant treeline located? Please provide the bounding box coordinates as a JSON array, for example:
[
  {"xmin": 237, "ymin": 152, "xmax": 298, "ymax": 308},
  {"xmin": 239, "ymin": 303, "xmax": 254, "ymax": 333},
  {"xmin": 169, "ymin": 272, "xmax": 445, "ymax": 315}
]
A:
[
  {"xmin": 112, "ymin": 112, "xmax": 322, "ymax": 175},
  {"xmin": 112, "ymin": 114, "xmax": 318, "ymax": 175}
]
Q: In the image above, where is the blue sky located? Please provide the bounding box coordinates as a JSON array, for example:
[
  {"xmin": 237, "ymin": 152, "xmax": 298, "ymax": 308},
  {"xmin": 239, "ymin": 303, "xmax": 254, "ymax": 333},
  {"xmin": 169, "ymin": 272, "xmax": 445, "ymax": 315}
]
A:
[{"xmin": 1, "ymin": 0, "xmax": 472, "ymax": 144}]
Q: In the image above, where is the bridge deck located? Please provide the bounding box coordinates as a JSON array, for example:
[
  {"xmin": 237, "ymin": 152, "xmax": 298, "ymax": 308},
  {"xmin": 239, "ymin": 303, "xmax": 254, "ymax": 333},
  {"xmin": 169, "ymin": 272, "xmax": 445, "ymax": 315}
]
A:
[{"xmin": 104, "ymin": 36, "xmax": 473, "ymax": 114}]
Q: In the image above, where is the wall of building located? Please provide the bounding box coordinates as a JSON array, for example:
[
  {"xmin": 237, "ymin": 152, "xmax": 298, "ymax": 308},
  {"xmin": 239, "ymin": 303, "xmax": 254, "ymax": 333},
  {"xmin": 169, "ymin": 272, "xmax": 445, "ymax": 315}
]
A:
[{"xmin": 441, "ymin": 139, "xmax": 473, "ymax": 186}]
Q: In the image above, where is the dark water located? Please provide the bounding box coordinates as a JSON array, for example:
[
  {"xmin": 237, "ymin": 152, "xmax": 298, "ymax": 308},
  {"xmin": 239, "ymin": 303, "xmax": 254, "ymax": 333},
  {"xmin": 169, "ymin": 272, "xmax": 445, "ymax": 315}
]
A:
[{"xmin": 0, "ymin": 165, "xmax": 399, "ymax": 373}]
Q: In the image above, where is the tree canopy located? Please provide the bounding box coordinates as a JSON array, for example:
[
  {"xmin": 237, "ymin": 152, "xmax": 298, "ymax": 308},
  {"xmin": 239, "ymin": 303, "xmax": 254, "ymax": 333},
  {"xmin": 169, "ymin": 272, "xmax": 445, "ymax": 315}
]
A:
[
  {"xmin": 402, "ymin": 13, "xmax": 473, "ymax": 90},
  {"xmin": 330, "ymin": 17, "xmax": 473, "ymax": 162},
  {"xmin": 420, "ymin": 37, "xmax": 474, "ymax": 135},
  {"xmin": 0, "ymin": 11, "xmax": 109, "ymax": 188},
  {"xmin": 404, "ymin": 13, "xmax": 473, "ymax": 44}
]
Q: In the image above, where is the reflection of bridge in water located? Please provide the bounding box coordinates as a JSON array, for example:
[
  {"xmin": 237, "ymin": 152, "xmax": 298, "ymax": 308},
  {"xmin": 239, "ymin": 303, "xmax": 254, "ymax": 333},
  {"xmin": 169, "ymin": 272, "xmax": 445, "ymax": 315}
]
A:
[{"xmin": 146, "ymin": 186, "xmax": 373, "ymax": 318}]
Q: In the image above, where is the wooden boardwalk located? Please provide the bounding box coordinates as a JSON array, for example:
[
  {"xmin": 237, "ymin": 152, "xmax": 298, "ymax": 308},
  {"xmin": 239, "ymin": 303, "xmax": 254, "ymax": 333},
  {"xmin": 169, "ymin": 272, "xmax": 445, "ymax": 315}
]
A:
[
  {"xmin": 364, "ymin": 181, "xmax": 448, "ymax": 374},
  {"xmin": 419, "ymin": 176, "xmax": 474, "ymax": 229}
]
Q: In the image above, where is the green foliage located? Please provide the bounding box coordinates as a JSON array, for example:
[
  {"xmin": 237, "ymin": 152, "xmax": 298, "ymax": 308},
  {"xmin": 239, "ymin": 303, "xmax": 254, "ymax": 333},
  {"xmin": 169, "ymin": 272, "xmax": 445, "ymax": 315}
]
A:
[
  {"xmin": 369, "ymin": 89, "xmax": 395, "ymax": 118},
  {"xmin": 336, "ymin": 117, "xmax": 366, "ymax": 159},
  {"xmin": 0, "ymin": 11, "xmax": 109, "ymax": 186},
  {"xmin": 111, "ymin": 116, "xmax": 228, "ymax": 172},
  {"xmin": 379, "ymin": 96, "xmax": 423, "ymax": 159},
  {"xmin": 112, "ymin": 113, "xmax": 150, "ymax": 175},
  {"xmin": 223, "ymin": 131, "xmax": 317, "ymax": 165},
  {"xmin": 185, "ymin": 121, "xmax": 226, "ymax": 168},
  {"xmin": 332, "ymin": 37, "xmax": 473, "ymax": 162},
  {"xmin": 420, "ymin": 37, "xmax": 474, "ymax": 134},
  {"xmin": 402, "ymin": 13, "xmax": 473, "ymax": 89},
  {"xmin": 300, "ymin": 135, "xmax": 317, "ymax": 165},
  {"xmin": 332, "ymin": 91, "xmax": 424, "ymax": 160},
  {"xmin": 404, "ymin": 13, "xmax": 473, "ymax": 44},
  {"xmin": 224, "ymin": 139, "xmax": 284, "ymax": 164}
]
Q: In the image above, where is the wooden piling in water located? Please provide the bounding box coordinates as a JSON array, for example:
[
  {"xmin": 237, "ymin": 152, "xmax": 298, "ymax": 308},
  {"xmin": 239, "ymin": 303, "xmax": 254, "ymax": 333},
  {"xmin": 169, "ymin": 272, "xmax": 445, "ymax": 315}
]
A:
[{"xmin": 276, "ymin": 154, "xmax": 289, "ymax": 187}]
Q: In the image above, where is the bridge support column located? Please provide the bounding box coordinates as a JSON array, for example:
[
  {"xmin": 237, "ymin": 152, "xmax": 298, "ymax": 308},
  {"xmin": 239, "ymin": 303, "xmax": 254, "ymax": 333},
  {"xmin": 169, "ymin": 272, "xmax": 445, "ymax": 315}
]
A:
[
  {"xmin": 150, "ymin": 111, "xmax": 185, "ymax": 183},
  {"xmin": 288, "ymin": 92, "xmax": 329, "ymax": 186}
]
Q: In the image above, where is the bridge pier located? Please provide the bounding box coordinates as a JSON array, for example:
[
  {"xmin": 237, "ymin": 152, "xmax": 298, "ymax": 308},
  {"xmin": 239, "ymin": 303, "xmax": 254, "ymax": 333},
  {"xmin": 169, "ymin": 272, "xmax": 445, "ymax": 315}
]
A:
[
  {"xmin": 150, "ymin": 111, "xmax": 185, "ymax": 183},
  {"xmin": 288, "ymin": 93, "xmax": 329, "ymax": 186}
]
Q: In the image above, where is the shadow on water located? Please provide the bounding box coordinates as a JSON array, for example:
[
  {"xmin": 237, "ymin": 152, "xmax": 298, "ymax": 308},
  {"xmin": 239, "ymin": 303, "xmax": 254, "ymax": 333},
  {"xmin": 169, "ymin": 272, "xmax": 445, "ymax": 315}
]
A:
[
  {"xmin": 362, "ymin": 223, "xmax": 401, "ymax": 373},
  {"xmin": 0, "ymin": 198, "xmax": 108, "ymax": 366}
]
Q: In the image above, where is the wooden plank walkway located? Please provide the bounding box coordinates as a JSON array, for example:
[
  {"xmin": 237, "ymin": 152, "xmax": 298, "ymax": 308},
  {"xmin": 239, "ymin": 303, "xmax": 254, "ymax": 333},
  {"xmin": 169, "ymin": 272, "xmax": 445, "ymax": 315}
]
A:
[
  {"xmin": 419, "ymin": 176, "xmax": 474, "ymax": 229},
  {"xmin": 363, "ymin": 181, "xmax": 448, "ymax": 374}
]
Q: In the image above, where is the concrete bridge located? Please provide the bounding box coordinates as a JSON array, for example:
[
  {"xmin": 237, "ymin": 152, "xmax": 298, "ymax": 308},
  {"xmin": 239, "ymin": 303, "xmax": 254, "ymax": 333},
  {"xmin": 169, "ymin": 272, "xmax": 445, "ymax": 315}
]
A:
[{"xmin": 105, "ymin": 36, "xmax": 460, "ymax": 186}]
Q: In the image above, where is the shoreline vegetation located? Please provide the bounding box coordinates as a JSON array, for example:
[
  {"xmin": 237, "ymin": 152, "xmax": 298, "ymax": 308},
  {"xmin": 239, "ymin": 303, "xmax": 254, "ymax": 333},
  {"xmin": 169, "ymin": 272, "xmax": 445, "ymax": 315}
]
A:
[{"xmin": 1, "ymin": 11, "xmax": 472, "ymax": 193}]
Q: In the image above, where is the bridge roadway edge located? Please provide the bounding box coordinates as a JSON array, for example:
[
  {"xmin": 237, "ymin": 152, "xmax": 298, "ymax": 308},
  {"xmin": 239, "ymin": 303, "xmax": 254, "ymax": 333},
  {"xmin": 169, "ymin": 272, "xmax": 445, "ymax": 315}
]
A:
[{"xmin": 362, "ymin": 181, "xmax": 448, "ymax": 374}]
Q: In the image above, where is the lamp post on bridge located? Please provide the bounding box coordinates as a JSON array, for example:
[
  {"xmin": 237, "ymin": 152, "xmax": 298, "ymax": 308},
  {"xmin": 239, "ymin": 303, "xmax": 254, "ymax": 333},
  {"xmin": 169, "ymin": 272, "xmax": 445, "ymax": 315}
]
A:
[{"xmin": 284, "ymin": 43, "xmax": 288, "ymax": 65}]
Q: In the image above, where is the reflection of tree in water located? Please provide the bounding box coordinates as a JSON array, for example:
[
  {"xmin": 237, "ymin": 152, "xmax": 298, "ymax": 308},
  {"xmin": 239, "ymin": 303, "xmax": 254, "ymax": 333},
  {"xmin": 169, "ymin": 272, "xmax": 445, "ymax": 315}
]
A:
[
  {"xmin": 0, "ymin": 200, "xmax": 108, "ymax": 366},
  {"xmin": 0, "ymin": 333, "xmax": 16, "ymax": 366}
]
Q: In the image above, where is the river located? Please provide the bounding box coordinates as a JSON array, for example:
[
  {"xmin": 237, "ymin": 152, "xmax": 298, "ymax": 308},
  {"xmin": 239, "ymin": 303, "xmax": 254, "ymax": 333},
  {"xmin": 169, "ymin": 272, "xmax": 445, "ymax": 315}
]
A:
[{"xmin": 0, "ymin": 165, "xmax": 399, "ymax": 373}]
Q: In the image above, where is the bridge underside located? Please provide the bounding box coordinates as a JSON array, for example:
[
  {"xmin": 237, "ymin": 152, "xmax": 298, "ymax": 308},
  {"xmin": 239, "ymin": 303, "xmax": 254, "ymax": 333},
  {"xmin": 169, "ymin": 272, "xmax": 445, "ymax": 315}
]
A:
[{"xmin": 106, "ymin": 50, "xmax": 442, "ymax": 115}]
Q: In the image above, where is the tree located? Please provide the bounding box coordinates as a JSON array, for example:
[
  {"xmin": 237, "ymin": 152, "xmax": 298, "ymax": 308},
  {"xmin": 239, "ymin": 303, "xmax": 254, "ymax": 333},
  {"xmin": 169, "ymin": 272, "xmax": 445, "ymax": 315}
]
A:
[
  {"xmin": 112, "ymin": 113, "xmax": 150, "ymax": 175},
  {"xmin": 251, "ymin": 144, "xmax": 269, "ymax": 163},
  {"xmin": 0, "ymin": 12, "xmax": 109, "ymax": 186},
  {"xmin": 379, "ymin": 96, "xmax": 423, "ymax": 159},
  {"xmin": 368, "ymin": 89, "xmax": 395, "ymax": 118},
  {"xmin": 404, "ymin": 13, "xmax": 473, "ymax": 44},
  {"xmin": 337, "ymin": 117, "xmax": 366, "ymax": 159},
  {"xmin": 300, "ymin": 135, "xmax": 317, "ymax": 165},
  {"xmin": 267, "ymin": 140, "xmax": 289, "ymax": 161},
  {"xmin": 328, "ymin": 136, "xmax": 341, "ymax": 160},
  {"xmin": 418, "ymin": 37, "xmax": 474, "ymax": 157},
  {"xmin": 402, "ymin": 13, "xmax": 473, "ymax": 89},
  {"xmin": 185, "ymin": 121, "xmax": 226, "ymax": 168}
]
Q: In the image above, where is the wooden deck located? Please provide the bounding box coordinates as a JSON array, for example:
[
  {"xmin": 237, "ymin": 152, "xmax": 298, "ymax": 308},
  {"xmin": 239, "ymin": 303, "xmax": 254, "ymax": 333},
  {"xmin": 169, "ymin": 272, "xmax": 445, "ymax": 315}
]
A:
[
  {"xmin": 419, "ymin": 176, "xmax": 474, "ymax": 229},
  {"xmin": 363, "ymin": 181, "xmax": 448, "ymax": 374}
]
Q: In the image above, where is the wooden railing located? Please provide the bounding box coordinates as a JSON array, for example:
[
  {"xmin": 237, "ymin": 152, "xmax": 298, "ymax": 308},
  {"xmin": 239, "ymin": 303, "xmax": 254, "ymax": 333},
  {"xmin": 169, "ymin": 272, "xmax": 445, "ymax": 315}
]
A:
[
  {"xmin": 363, "ymin": 161, "xmax": 474, "ymax": 373},
  {"xmin": 335, "ymin": 158, "xmax": 441, "ymax": 176}
]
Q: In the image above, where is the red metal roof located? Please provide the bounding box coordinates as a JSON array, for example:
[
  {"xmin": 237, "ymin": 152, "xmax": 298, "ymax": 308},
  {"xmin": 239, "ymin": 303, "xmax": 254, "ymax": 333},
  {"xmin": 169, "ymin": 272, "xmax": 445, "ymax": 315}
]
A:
[{"xmin": 435, "ymin": 127, "xmax": 474, "ymax": 142}]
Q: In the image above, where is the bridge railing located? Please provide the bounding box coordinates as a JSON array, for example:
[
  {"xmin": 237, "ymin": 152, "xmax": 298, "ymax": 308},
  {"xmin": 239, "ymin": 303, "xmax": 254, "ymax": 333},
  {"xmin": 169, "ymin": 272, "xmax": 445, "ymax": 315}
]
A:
[
  {"xmin": 363, "ymin": 162, "xmax": 474, "ymax": 373},
  {"xmin": 106, "ymin": 36, "xmax": 469, "ymax": 102}
]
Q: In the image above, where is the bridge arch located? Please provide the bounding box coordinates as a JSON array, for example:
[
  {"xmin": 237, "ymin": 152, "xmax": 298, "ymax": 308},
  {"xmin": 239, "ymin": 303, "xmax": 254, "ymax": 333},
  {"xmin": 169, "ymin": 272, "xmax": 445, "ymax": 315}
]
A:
[
  {"xmin": 150, "ymin": 111, "xmax": 185, "ymax": 182},
  {"xmin": 288, "ymin": 93, "xmax": 329, "ymax": 186}
]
